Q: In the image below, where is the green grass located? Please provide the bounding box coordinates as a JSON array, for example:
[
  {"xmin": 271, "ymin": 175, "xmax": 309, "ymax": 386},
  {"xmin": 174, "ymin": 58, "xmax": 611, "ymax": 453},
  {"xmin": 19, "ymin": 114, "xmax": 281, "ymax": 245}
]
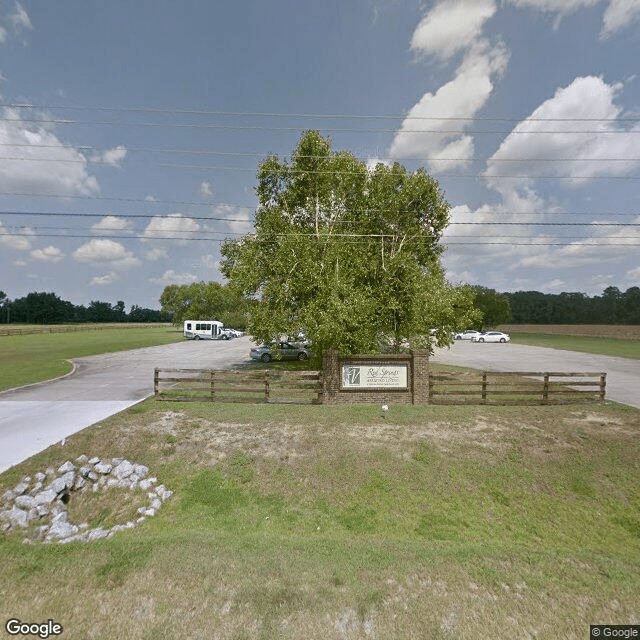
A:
[
  {"xmin": 510, "ymin": 331, "xmax": 640, "ymax": 359},
  {"xmin": 1, "ymin": 400, "xmax": 639, "ymax": 638},
  {"xmin": 0, "ymin": 325, "xmax": 184, "ymax": 391}
]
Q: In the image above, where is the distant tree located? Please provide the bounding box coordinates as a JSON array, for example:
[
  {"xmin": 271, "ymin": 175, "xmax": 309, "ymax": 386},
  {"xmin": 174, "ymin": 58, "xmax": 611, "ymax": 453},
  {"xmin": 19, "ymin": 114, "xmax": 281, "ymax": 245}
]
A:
[
  {"xmin": 128, "ymin": 305, "xmax": 162, "ymax": 322},
  {"xmin": 471, "ymin": 287, "xmax": 511, "ymax": 329},
  {"xmin": 86, "ymin": 300, "xmax": 115, "ymax": 323},
  {"xmin": 10, "ymin": 292, "xmax": 74, "ymax": 324},
  {"xmin": 621, "ymin": 287, "xmax": 640, "ymax": 324}
]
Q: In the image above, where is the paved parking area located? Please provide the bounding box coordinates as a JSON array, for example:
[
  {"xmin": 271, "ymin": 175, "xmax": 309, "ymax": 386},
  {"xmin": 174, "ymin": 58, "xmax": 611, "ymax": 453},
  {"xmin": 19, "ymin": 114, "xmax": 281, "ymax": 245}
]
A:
[
  {"xmin": 431, "ymin": 340, "xmax": 640, "ymax": 409},
  {"xmin": 0, "ymin": 336, "xmax": 253, "ymax": 472}
]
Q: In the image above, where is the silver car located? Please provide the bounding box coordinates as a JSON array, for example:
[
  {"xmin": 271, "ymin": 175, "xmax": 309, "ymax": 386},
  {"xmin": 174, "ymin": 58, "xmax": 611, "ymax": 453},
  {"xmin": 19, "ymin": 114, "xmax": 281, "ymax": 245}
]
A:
[{"xmin": 250, "ymin": 341, "xmax": 310, "ymax": 363}]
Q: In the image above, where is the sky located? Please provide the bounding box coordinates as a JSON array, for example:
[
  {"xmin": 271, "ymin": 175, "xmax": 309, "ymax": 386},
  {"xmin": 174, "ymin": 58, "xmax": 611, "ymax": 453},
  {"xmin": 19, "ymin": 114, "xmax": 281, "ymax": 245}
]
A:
[{"xmin": 1, "ymin": 0, "xmax": 639, "ymax": 311}]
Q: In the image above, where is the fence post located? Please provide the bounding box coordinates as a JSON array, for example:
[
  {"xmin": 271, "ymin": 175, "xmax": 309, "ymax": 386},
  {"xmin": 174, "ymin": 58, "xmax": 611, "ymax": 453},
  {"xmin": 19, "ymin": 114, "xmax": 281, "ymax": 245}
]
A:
[
  {"xmin": 154, "ymin": 368, "xmax": 159, "ymax": 397},
  {"xmin": 543, "ymin": 373, "xmax": 549, "ymax": 404},
  {"xmin": 599, "ymin": 373, "xmax": 606, "ymax": 403},
  {"xmin": 264, "ymin": 370, "xmax": 270, "ymax": 403},
  {"xmin": 428, "ymin": 372, "xmax": 434, "ymax": 404},
  {"xmin": 481, "ymin": 372, "xmax": 487, "ymax": 404},
  {"xmin": 210, "ymin": 370, "xmax": 215, "ymax": 400}
]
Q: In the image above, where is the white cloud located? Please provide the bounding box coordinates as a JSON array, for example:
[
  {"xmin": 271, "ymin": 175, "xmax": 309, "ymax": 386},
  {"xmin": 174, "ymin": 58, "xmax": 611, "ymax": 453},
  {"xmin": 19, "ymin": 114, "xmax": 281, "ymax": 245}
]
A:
[
  {"xmin": 148, "ymin": 270, "xmax": 198, "ymax": 285},
  {"xmin": 90, "ymin": 271, "xmax": 119, "ymax": 286},
  {"xmin": 10, "ymin": 2, "xmax": 33, "ymax": 31},
  {"xmin": 627, "ymin": 266, "xmax": 640, "ymax": 279},
  {"xmin": 73, "ymin": 239, "xmax": 140, "ymax": 269},
  {"xmin": 91, "ymin": 215, "xmax": 132, "ymax": 232},
  {"xmin": 144, "ymin": 247, "xmax": 168, "ymax": 261},
  {"xmin": 200, "ymin": 181, "xmax": 213, "ymax": 198},
  {"xmin": 201, "ymin": 254, "xmax": 217, "ymax": 269},
  {"xmin": 30, "ymin": 245, "xmax": 64, "ymax": 262},
  {"xmin": 0, "ymin": 108, "xmax": 99, "ymax": 196},
  {"xmin": 410, "ymin": 0, "xmax": 497, "ymax": 61},
  {"xmin": 212, "ymin": 204, "xmax": 253, "ymax": 234},
  {"xmin": 0, "ymin": 221, "xmax": 34, "ymax": 250},
  {"xmin": 601, "ymin": 0, "xmax": 640, "ymax": 37},
  {"xmin": 94, "ymin": 145, "xmax": 127, "ymax": 167},
  {"xmin": 485, "ymin": 76, "xmax": 640, "ymax": 192},
  {"xmin": 390, "ymin": 40, "xmax": 509, "ymax": 169},
  {"xmin": 141, "ymin": 213, "xmax": 201, "ymax": 244},
  {"xmin": 0, "ymin": 24, "xmax": 7, "ymax": 45}
]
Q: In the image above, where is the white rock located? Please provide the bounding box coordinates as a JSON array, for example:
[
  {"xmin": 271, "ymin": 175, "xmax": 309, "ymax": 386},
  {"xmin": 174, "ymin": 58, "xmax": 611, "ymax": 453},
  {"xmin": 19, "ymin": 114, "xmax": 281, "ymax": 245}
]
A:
[
  {"xmin": 1, "ymin": 507, "xmax": 28, "ymax": 528},
  {"xmin": 14, "ymin": 495, "xmax": 35, "ymax": 509},
  {"xmin": 33, "ymin": 489, "xmax": 57, "ymax": 505},
  {"xmin": 13, "ymin": 481, "xmax": 29, "ymax": 495},
  {"xmin": 114, "ymin": 460, "xmax": 134, "ymax": 479},
  {"xmin": 35, "ymin": 472, "xmax": 46, "ymax": 482},
  {"xmin": 1, "ymin": 489, "xmax": 15, "ymax": 503},
  {"xmin": 75, "ymin": 455, "xmax": 88, "ymax": 464},
  {"xmin": 151, "ymin": 498, "xmax": 162, "ymax": 511},
  {"xmin": 87, "ymin": 528, "xmax": 110, "ymax": 541},
  {"xmin": 133, "ymin": 464, "xmax": 149, "ymax": 478},
  {"xmin": 94, "ymin": 462, "xmax": 113, "ymax": 474},
  {"xmin": 88, "ymin": 457, "xmax": 100, "ymax": 465},
  {"xmin": 48, "ymin": 478, "xmax": 67, "ymax": 495},
  {"xmin": 47, "ymin": 519, "xmax": 78, "ymax": 540},
  {"xmin": 58, "ymin": 461, "xmax": 75, "ymax": 474}
]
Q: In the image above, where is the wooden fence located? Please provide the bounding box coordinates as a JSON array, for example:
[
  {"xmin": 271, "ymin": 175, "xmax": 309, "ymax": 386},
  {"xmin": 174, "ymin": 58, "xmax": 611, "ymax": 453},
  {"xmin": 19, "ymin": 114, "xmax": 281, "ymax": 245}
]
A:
[
  {"xmin": 154, "ymin": 368, "xmax": 323, "ymax": 404},
  {"xmin": 155, "ymin": 368, "xmax": 605, "ymax": 406},
  {"xmin": 428, "ymin": 371, "xmax": 606, "ymax": 405}
]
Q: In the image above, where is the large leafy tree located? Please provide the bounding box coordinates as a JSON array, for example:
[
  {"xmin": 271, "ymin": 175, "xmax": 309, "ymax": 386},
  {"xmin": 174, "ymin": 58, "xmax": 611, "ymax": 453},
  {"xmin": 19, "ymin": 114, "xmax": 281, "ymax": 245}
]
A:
[{"xmin": 220, "ymin": 131, "xmax": 479, "ymax": 354}]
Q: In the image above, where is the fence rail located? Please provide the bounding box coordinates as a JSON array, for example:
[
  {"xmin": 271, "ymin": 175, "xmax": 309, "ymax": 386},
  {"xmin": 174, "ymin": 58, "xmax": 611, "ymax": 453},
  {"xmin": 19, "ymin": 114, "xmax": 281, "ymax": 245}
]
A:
[
  {"xmin": 154, "ymin": 368, "xmax": 323, "ymax": 404},
  {"xmin": 428, "ymin": 371, "xmax": 606, "ymax": 405}
]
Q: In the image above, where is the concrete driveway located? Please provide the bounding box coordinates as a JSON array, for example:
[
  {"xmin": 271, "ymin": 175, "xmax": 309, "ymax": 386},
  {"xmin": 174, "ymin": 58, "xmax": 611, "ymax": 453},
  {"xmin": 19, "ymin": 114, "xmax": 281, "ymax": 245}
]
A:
[
  {"xmin": 431, "ymin": 340, "xmax": 640, "ymax": 410},
  {"xmin": 0, "ymin": 336, "xmax": 254, "ymax": 473}
]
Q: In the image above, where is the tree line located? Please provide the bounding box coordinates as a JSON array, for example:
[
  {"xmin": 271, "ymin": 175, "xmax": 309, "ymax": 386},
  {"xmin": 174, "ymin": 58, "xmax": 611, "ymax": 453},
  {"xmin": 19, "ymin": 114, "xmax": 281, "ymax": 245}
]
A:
[{"xmin": 0, "ymin": 291, "xmax": 165, "ymax": 324}]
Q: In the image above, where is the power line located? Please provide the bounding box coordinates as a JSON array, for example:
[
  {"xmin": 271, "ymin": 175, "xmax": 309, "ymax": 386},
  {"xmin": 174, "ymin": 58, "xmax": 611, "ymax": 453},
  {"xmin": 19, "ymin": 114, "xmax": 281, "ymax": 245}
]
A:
[{"xmin": 3, "ymin": 102, "xmax": 639, "ymax": 123}]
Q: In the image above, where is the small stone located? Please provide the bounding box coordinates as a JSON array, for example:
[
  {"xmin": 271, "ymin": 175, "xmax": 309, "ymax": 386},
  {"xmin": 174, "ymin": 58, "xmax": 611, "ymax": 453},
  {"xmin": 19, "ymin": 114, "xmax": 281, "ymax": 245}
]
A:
[
  {"xmin": 14, "ymin": 495, "xmax": 35, "ymax": 510},
  {"xmin": 58, "ymin": 461, "xmax": 75, "ymax": 474},
  {"xmin": 76, "ymin": 455, "xmax": 88, "ymax": 464},
  {"xmin": 111, "ymin": 457, "xmax": 124, "ymax": 466},
  {"xmin": 144, "ymin": 508, "xmax": 156, "ymax": 517},
  {"xmin": 29, "ymin": 481, "xmax": 44, "ymax": 496},
  {"xmin": 94, "ymin": 462, "xmax": 113, "ymax": 474},
  {"xmin": 79, "ymin": 466, "xmax": 93, "ymax": 478},
  {"xmin": 48, "ymin": 477, "xmax": 67, "ymax": 495},
  {"xmin": 133, "ymin": 464, "xmax": 149, "ymax": 478},
  {"xmin": 87, "ymin": 528, "xmax": 110, "ymax": 541},
  {"xmin": 35, "ymin": 472, "xmax": 46, "ymax": 482},
  {"xmin": 13, "ymin": 481, "xmax": 29, "ymax": 496},
  {"xmin": 60, "ymin": 471, "xmax": 75, "ymax": 489},
  {"xmin": 114, "ymin": 460, "xmax": 134, "ymax": 480},
  {"xmin": 88, "ymin": 457, "xmax": 100, "ymax": 465},
  {"xmin": 151, "ymin": 498, "xmax": 162, "ymax": 511},
  {"xmin": 88, "ymin": 471, "xmax": 99, "ymax": 482},
  {"xmin": 1, "ymin": 507, "xmax": 28, "ymax": 528},
  {"xmin": 47, "ymin": 519, "xmax": 78, "ymax": 540},
  {"xmin": 33, "ymin": 489, "xmax": 57, "ymax": 505},
  {"xmin": 36, "ymin": 505, "xmax": 50, "ymax": 517},
  {"xmin": 1, "ymin": 489, "xmax": 15, "ymax": 503},
  {"xmin": 74, "ymin": 477, "xmax": 86, "ymax": 490}
]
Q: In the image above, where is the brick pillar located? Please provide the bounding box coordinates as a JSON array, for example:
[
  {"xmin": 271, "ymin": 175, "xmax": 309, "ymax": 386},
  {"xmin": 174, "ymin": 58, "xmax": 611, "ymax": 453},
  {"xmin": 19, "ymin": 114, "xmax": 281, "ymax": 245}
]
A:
[
  {"xmin": 411, "ymin": 349, "xmax": 430, "ymax": 405},
  {"xmin": 322, "ymin": 349, "xmax": 340, "ymax": 405}
]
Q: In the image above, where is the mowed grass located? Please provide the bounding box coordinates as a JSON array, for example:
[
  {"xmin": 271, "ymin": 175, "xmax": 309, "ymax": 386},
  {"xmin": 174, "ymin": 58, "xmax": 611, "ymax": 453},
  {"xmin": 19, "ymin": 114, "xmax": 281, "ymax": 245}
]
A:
[
  {"xmin": 510, "ymin": 331, "xmax": 640, "ymax": 359},
  {"xmin": 1, "ymin": 400, "xmax": 639, "ymax": 639},
  {"xmin": 0, "ymin": 325, "xmax": 184, "ymax": 391}
]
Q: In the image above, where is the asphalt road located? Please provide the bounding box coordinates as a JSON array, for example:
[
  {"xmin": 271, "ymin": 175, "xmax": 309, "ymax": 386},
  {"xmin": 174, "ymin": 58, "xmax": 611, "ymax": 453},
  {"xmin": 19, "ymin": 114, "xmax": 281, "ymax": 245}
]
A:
[
  {"xmin": 0, "ymin": 336, "xmax": 254, "ymax": 473},
  {"xmin": 431, "ymin": 339, "xmax": 640, "ymax": 409},
  {"xmin": 1, "ymin": 336, "xmax": 638, "ymax": 473}
]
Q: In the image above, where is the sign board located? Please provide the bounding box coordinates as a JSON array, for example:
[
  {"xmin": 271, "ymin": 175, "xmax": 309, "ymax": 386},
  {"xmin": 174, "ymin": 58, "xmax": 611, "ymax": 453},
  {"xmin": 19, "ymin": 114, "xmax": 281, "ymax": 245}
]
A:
[{"xmin": 341, "ymin": 364, "xmax": 408, "ymax": 389}]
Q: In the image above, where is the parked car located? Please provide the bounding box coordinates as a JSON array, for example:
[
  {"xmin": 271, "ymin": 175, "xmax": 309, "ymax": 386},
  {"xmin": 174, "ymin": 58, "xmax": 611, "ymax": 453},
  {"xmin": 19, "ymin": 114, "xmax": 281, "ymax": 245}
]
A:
[
  {"xmin": 250, "ymin": 341, "xmax": 310, "ymax": 362},
  {"xmin": 454, "ymin": 330, "xmax": 482, "ymax": 340},
  {"xmin": 472, "ymin": 331, "xmax": 511, "ymax": 343}
]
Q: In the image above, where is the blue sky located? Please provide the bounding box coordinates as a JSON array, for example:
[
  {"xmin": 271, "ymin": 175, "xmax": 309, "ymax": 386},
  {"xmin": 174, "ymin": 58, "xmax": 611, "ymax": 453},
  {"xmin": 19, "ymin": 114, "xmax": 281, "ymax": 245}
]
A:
[{"xmin": 1, "ymin": 0, "xmax": 639, "ymax": 310}]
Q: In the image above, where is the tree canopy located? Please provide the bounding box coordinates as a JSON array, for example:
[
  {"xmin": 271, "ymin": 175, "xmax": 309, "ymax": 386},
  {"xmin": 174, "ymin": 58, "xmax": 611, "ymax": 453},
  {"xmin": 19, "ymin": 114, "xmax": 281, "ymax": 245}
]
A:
[{"xmin": 220, "ymin": 130, "xmax": 479, "ymax": 354}]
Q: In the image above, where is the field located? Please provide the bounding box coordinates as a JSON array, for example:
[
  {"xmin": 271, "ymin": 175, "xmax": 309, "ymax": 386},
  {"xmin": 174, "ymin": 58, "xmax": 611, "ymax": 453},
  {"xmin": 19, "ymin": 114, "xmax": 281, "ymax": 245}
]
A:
[
  {"xmin": 0, "ymin": 325, "xmax": 183, "ymax": 392},
  {"xmin": 498, "ymin": 324, "xmax": 640, "ymax": 340},
  {"xmin": 1, "ymin": 399, "xmax": 639, "ymax": 639}
]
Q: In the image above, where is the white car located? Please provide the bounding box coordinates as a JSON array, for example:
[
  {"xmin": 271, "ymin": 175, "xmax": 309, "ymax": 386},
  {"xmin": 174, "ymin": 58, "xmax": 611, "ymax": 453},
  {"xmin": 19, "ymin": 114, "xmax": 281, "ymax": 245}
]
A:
[
  {"xmin": 472, "ymin": 331, "xmax": 510, "ymax": 343},
  {"xmin": 454, "ymin": 330, "xmax": 482, "ymax": 340}
]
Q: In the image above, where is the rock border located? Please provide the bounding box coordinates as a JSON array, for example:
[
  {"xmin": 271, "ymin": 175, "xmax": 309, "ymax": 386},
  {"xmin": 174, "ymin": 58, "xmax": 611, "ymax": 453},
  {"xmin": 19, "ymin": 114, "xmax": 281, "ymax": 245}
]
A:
[{"xmin": 0, "ymin": 456, "xmax": 172, "ymax": 544}]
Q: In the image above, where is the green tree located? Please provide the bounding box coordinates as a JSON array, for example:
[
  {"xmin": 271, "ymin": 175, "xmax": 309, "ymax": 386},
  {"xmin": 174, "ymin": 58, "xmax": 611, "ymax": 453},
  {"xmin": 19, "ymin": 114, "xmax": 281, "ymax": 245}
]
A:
[
  {"xmin": 220, "ymin": 130, "xmax": 479, "ymax": 354},
  {"xmin": 159, "ymin": 281, "xmax": 250, "ymax": 329},
  {"xmin": 471, "ymin": 287, "xmax": 511, "ymax": 329}
]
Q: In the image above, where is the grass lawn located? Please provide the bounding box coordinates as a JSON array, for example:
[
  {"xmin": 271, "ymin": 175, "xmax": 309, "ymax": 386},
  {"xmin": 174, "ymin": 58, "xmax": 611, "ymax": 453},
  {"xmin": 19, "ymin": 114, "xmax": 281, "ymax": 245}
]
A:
[
  {"xmin": 0, "ymin": 325, "xmax": 184, "ymax": 392},
  {"xmin": 510, "ymin": 332, "xmax": 640, "ymax": 360},
  {"xmin": 1, "ymin": 400, "xmax": 638, "ymax": 639}
]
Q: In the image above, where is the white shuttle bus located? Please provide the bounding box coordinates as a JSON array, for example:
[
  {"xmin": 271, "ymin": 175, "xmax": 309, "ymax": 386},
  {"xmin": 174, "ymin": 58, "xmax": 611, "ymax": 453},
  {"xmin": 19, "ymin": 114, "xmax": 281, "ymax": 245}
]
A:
[{"xmin": 183, "ymin": 320, "xmax": 224, "ymax": 340}]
